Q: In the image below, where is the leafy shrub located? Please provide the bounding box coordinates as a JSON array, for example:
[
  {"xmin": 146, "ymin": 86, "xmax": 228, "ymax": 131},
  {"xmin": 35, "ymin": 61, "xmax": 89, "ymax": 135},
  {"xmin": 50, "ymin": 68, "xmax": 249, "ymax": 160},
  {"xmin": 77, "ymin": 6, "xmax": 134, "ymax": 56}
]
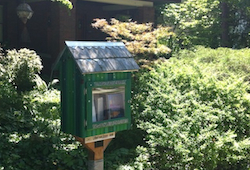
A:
[
  {"xmin": 104, "ymin": 129, "xmax": 146, "ymax": 170},
  {"xmin": 0, "ymin": 48, "xmax": 88, "ymax": 170},
  {"xmin": 131, "ymin": 46, "xmax": 250, "ymax": 169},
  {"xmin": 0, "ymin": 48, "xmax": 43, "ymax": 91}
]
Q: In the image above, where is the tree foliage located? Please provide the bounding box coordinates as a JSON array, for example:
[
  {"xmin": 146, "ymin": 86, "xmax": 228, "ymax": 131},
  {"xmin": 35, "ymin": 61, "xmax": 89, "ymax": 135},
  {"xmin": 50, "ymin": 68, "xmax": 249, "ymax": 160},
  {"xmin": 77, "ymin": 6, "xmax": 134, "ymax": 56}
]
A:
[
  {"xmin": 92, "ymin": 18, "xmax": 173, "ymax": 59},
  {"xmin": 161, "ymin": 0, "xmax": 250, "ymax": 48},
  {"xmin": 51, "ymin": 0, "xmax": 73, "ymax": 9},
  {"xmin": 162, "ymin": 0, "xmax": 221, "ymax": 48}
]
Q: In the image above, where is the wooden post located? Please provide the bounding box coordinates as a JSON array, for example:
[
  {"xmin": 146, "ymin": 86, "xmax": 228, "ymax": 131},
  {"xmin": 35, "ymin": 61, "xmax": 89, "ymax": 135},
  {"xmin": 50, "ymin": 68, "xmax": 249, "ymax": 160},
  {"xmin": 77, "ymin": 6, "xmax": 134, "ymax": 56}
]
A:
[{"xmin": 75, "ymin": 136, "xmax": 113, "ymax": 170}]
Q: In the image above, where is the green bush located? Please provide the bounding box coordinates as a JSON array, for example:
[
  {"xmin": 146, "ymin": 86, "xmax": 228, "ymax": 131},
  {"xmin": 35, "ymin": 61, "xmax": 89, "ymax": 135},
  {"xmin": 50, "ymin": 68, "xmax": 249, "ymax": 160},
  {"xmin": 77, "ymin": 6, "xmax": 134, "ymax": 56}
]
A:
[
  {"xmin": 131, "ymin": 46, "xmax": 250, "ymax": 169},
  {"xmin": 0, "ymin": 48, "xmax": 88, "ymax": 170},
  {"xmin": 1, "ymin": 48, "xmax": 43, "ymax": 92}
]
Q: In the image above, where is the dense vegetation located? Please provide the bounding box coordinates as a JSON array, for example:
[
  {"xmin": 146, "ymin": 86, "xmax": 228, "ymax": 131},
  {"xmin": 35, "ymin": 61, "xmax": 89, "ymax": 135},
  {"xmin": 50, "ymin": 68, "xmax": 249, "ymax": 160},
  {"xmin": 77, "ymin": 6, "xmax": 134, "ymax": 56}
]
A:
[
  {"xmin": 0, "ymin": 49, "xmax": 87, "ymax": 169},
  {"xmin": 131, "ymin": 47, "xmax": 250, "ymax": 169}
]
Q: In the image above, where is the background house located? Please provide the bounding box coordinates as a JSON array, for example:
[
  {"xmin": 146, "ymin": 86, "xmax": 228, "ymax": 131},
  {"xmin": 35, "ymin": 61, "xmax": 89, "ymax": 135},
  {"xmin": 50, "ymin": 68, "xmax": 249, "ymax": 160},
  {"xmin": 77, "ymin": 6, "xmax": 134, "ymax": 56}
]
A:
[{"xmin": 0, "ymin": 0, "xmax": 180, "ymax": 75}]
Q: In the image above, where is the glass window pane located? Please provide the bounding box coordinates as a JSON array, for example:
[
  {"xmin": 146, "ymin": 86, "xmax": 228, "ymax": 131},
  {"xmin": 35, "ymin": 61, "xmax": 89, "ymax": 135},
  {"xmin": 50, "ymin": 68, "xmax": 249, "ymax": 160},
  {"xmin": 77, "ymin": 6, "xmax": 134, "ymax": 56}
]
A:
[{"xmin": 92, "ymin": 86, "xmax": 125, "ymax": 122}]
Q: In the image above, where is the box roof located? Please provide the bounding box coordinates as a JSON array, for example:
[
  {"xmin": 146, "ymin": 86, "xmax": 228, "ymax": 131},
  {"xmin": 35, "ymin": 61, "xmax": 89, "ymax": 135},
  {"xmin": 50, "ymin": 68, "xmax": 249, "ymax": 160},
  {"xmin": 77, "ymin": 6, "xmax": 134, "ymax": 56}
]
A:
[{"xmin": 57, "ymin": 41, "xmax": 140, "ymax": 74}]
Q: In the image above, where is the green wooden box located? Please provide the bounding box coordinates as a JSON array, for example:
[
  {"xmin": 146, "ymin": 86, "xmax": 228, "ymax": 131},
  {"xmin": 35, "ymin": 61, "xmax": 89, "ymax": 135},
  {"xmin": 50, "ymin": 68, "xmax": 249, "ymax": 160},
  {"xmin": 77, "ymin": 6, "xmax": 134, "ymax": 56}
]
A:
[{"xmin": 54, "ymin": 41, "xmax": 139, "ymax": 138}]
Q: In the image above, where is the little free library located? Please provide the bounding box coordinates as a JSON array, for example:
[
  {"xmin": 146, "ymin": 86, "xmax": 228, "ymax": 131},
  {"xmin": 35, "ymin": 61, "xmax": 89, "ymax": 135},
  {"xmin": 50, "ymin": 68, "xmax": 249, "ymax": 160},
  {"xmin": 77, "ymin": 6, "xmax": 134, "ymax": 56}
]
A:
[{"xmin": 54, "ymin": 41, "xmax": 139, "ymax": 170}]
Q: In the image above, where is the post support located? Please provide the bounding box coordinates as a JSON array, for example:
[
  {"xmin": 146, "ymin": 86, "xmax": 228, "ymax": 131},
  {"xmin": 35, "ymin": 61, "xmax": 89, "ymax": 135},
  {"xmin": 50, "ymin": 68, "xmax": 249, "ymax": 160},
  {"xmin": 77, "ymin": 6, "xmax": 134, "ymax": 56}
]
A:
[{"xmin": 75, "ymin": 136, "xmax": 113, "ymax": 170}]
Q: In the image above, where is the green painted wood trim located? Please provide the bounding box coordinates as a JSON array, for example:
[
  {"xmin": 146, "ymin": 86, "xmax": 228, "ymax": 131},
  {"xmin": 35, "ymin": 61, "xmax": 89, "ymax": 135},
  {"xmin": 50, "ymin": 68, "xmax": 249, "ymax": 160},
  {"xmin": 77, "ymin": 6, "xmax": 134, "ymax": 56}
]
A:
[
  {"xmin": 85, "ymin": 124, "xmax": 128, "ymax": 137},
  {"xmin": 78, "ymin": 74, "xmax": 86, "ymax": 137},
  {"xmin": 86, "ymin": 81, "xmax": 93, "ymax": 130},
  {"xmin": 61, "ymin": 56, "xmax": 76, "ymax": 135},
  {"xmin": 125, "ymin": 74, "xmax": 132, "ymax": 128},
  {"xmin": 60, "ymin": 59, "xmax": 66, "ymax": 132}
]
